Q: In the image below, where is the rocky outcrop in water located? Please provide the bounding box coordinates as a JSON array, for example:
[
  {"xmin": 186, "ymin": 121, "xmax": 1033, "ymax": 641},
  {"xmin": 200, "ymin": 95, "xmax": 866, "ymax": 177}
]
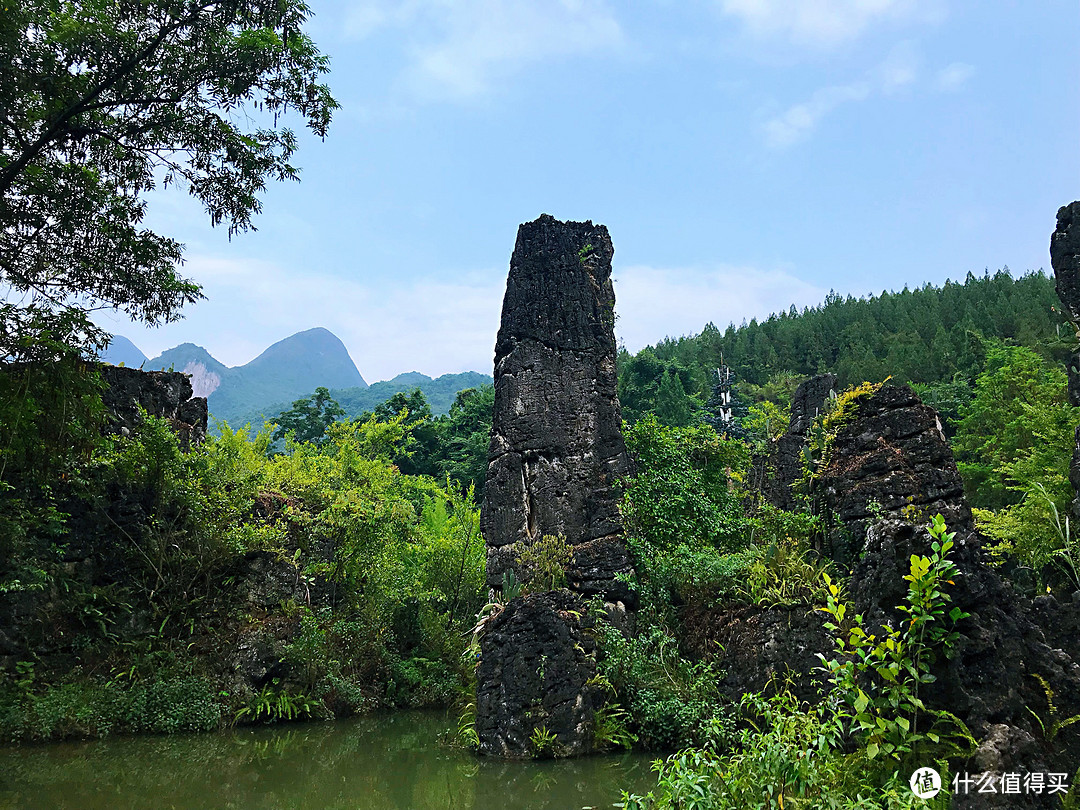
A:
[
  {"xmin": 481, "ymin": 214, "xmax": 633, "ymax": 605},
  {"xmin": 476, "ymin": 215, "xmax": 633, "ymax": 759},
  {"xmin": 475, "ymin": 590, "xmax": 601, "ymax": 758},
  {"xmin": 100, "ymin": 365, "xmax": 207, "ymax": 448}
]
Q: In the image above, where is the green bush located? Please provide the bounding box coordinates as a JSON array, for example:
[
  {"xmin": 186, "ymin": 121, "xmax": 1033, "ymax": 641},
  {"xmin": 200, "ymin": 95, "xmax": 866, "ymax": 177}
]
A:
[
  {"xmin": 515, "ymin": 534, "xmax": 572, "ymax": 592},
  {"xmin": 597, "ymin": 622, "xmax": 729, "ymax": 751},
  {"xmin": 620, "ymin": 688, "xmax": 940, "ymax": 810},
  {"xmin": 817, "ymin": 515, "xmax": 972, "ymax": 764},
  {"xmin": 0, "ymin": 677, "xmax": 220, "ymax": 742},
  {"xmin": 622, "ymin": 415, "xmax": 750, "ymax": 555},
  {"xmin": 1, "ymin": 384, "xmax": 487, "ymax": 741}
]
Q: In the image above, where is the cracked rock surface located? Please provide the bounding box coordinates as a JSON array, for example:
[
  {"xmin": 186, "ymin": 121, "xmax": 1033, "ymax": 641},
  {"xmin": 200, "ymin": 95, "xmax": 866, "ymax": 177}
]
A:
[
  {"xmin": 481, "ymin": 214, "xmax": 634, "ymax": 605},
  {"xmin": 477, "ymin": 215, "xmax": 634, "ymax": 759}
]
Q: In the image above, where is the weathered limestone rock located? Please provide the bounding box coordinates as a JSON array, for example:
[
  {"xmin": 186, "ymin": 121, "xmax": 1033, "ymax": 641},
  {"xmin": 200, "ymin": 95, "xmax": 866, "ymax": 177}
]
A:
[
  {"xmin": 816, "ymin": 385, "xmax": 1080, "ymax": 795},
  {"xmin": 1052, "ymin": 202, "xmax": 1080, "ymax": 404},
  {"xmin": 681, "ymin": 603, "xmax": 829, "ymax": 705},
  {"xmin": 817, "ymin": 384, "xmax": 971, "ymax": 543},
  {"xmin": 788, "ymin": 373, "xmax": 839, "ymax": 436},
  {"xmin": 481, "ymin": 214, "xmax": 633, "ymax": 604},
  {"xmin": 1051, "ymin": 203, "xmax": 1080, "ymax": 524},
  {"xmin": 477, "ymin": 215, "xmax": 634, "ymax": 759},
  {"xmin": 758, "ymin": 373, "xmax": 837, "ymax": 511},
  {"xmin": 1051, "ymin": 203, "xmax": 1080, "ymax": 322},
  {"xmin": 475, "ymin": 590, "xmax": 601, "ymax": 758},
  {"xmin": 100, "ymin": 364, "xmax": 207, "ymax": 448}
]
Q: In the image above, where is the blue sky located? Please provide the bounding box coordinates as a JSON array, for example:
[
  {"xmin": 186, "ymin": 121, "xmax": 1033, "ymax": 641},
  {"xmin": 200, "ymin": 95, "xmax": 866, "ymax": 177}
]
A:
[{"xmin": 98, "ymin": 0, "xmax": 1080, "ymax": 382}]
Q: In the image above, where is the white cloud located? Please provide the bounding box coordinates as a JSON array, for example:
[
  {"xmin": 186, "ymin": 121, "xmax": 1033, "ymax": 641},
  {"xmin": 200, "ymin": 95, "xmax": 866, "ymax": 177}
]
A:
[
  {"xmin": 935, "ymin": 61, "xmax": 974, "ymax": 92},
  {"xmin": 876, "ymin": 39, "xmax": 920, "ymax": 91},
  {"xmin": 613, "ymin": 263, "xmax": 827, "ymax": 351},
  {"xmin": 764, "ymin": 80, "xmax": 871, "ymax": 148},
  {"xmin": 344, "ymin": 0, "xmax": 623, "ymax": 100},
  {"xmin": 763, "ymin": 42, "xmax": 918, "ymax": 148},
  {"xmin": 718, "ymin": 0, "xmax": 944, "ymax": 48}
]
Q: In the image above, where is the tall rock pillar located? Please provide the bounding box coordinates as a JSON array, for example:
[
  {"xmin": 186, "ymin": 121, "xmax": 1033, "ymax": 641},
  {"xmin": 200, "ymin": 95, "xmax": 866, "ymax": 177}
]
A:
[
  {"xmin": 1051, "ymin": 202, "xmax": 1080, "ymax": 520},
  {"xmin": 475, "ymin": 215, "xmax": 634, "ymax": 759},
  {"xmin": 481, "ymin": 214, "xmax": 634, "ymax": 605}
]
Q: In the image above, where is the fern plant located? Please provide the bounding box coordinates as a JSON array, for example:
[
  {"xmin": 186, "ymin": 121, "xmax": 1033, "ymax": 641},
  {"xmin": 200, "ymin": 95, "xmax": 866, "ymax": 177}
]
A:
[
  {"xmin": 1027, "ymin": 673, "xmax": 1080, "ymax": 742},
  {"xmin": 234, "ymin": 684, "xmax": 316, "ymax": 724}
]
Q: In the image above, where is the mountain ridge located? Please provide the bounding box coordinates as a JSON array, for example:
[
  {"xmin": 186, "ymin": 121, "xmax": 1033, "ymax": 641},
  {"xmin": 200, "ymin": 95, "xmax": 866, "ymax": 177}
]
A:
[
  {"xmin": 233, "ymin": 370, "xmax": 492, "ymax": 427},
  {"xmin": 103, "ymin": 329, "xmax": 489, "ymax": 427}
]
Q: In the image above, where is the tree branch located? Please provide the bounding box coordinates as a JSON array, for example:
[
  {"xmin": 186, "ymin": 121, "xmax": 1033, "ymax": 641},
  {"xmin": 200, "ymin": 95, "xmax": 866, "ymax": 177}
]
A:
[{"xmin": 0, "ymin": 0, "xmax": 216, "ymax": 198}]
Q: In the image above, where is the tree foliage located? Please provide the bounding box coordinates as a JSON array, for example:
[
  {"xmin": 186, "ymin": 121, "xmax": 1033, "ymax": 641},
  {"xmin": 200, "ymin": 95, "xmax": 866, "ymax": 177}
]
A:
[
  {"xmin": 952, "ymin": 341, "xmax": 1069, "ymax": 509},
  {"xmin": 0, "ymin": 0, "xmax": 337, "ymax": 358},
  {"xmin": 272, "ymin": 385, "xmax": 345, "ymax": 445},
  {"xmin": 360, "ymin": 385, "xmax": 493, "ymax": 497},
  {"xmin": 618, "ymin": 270, "xmax": 1066, "ymax": 420}
]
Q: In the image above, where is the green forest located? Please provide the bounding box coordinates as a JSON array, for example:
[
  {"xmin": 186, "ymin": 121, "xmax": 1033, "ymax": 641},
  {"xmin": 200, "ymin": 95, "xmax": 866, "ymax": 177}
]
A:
[{"xmin": 3, "ymin": 268, "xmax": 1079, "ymax": 808}]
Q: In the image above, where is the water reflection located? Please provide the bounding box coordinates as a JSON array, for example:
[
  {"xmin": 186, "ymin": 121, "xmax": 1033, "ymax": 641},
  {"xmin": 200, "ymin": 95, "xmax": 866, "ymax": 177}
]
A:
[{"xmin": 0, "ymin": 711, "xmax": 657, "ymax": 809}]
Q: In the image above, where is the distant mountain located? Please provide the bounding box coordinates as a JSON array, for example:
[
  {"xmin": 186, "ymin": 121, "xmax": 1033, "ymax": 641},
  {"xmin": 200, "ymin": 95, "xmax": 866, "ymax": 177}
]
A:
[
  {"xmin": 107, "ymin": 328, "xmax": 369, "ymax": 425},
  {"xmin": 235, "ymin": 371, "xmax": 492, "ymax": 428},
  {"xmin": 202, "ymin": 328, "xmax": 367, "ymax": 424},
  {"xmin": 103, "ymin": 329, "xmax": 488, "ymax": 431},
  {"xmin": 146, "ymin": 343, "xmax": 230, "ymax": 398},
  {"xmin": 100, "ymin": 335, "xmax": 148, "ymax": 368},
  {"xmin": 333, "ymin": 371, "xmax": 491, "ymax": 418}
]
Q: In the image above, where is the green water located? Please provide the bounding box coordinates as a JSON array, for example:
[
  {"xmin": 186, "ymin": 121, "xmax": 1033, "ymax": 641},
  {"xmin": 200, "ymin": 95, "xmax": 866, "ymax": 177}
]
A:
[{"xmin": 0, "ymin": 711, "xmax": 658, "ymax": 809}]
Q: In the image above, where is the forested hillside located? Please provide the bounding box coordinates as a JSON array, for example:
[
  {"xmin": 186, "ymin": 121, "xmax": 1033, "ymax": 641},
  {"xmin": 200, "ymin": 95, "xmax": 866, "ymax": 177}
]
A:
[{"xmin": 618, "ymin": 269, "xmax": 1067, "ymax": 426}]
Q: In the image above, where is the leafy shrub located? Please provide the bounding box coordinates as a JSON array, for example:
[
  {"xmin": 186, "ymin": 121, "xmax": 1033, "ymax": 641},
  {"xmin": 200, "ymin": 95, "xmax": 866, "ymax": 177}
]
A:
[
  {"xmin": 622, "ymin": 415, "xmax": 750, "ymax": 555},
  {"xmin": 315, "ymin": 672, "xmax": 374, "ymax": 717},
  {"xmin": 736, "ymin": 539, "xmax": 834, "ymax": 608},
  {"xmin": 0, "ymin": 677, "xmax": 221, "ymax": 742},
  {"xmin": 620, "ymin": 688, "xmax": 941, "ymax": 810},
  {"xmin": 387, "ymin": 655, "xmax": 457, "ymax": 708},
  {"xmin": 817, "ymin": 515, "xmax": 972, "ymax": 764},
  {"xmin": 515, "ymin": 534, "xmax": 572, "ymax": 591},
  {"xmin": 743, "ymin": 399, "xmax": 789, "ymax": 450},
  {"xmin": 597, "ymin": 622, "xmax": 729, "ymax": 751}
]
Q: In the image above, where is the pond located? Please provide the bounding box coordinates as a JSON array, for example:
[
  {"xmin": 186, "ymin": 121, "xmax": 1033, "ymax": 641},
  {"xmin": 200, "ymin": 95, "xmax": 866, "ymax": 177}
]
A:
[{"xmin": 0, "ymin": 711, "xmax": 659, "ymax": 809}]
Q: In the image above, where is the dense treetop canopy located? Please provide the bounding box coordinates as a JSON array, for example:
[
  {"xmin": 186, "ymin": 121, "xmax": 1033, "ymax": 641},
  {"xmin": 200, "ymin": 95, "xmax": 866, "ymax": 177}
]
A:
[
  {"xmin": 618, "ymin": 270, "xmax": 1068, "ymax": 426},
  {"xmin": 0, "ymin": 0, "xmax": 337, "ymax": 359}
]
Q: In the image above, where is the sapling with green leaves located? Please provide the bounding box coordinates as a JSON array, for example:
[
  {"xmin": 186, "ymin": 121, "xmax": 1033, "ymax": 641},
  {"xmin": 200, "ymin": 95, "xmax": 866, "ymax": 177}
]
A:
[{"xmin": 817, "ymin": 514, "xmax": 972, "ymax": 763}]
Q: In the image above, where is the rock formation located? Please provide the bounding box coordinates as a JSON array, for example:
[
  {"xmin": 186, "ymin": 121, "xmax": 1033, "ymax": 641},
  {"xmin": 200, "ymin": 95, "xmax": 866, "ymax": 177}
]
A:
[
  {"xmin": 815, "ymin": 384, "xmax": 1080, "ymax": 807},
  {"xmin": 1051, "ymin": 202, "xmax": 1080, "ymax": 406},
  {"xmin": 481, "ymin": 214, "xmax": 633, "ymax": 605},
  {"xmin": 476, "ymin": 214, "xmax": 634, "ymax": 759},
  {"xmin": 100, "ymin": 364, "xmax": 207, "ymax": 448},
  {"xmin": 1051, "ymin": 202, "xmax": 1080, "ymax": 522},
  {"xmin": 817, "ymin": 384, "xmax": 971, "ymax": 545},
  {"xmin": 758, "ymin": 373, "xmax": 837, "ymax": 511},
  {"xmin": 474, "ymin": 590, "xmax": 601, "ymax": 758}
]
